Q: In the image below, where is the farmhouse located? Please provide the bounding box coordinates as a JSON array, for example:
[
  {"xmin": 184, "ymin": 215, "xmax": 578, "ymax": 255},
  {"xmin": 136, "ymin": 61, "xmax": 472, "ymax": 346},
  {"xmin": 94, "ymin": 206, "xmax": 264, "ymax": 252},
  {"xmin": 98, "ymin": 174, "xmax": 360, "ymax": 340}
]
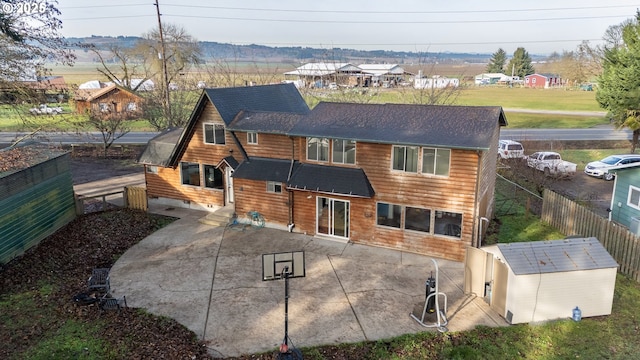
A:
[
  {"xmin": 524, "ymin": 73, "xmax": 562, "ymax": 89},
  {"xmin": 74, "ymin": 84, "xmax": 144, "ymax": 117},
  {"xmin": 283, "ymin": 62, "xmax": 362, "ymax": 88},
  {"xmin": 138, "ymin": 83, "xmax": 506, "ymax": 261}
]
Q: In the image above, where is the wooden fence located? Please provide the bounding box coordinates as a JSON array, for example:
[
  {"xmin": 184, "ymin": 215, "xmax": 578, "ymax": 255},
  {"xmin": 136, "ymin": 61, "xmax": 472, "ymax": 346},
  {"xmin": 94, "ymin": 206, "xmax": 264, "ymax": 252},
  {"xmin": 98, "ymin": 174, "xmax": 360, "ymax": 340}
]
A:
[
  {"xmin": 124, "ymin": 186, "xmax": 147, "ymax": 211},
  {"xmin": 542, "ymin": 189, "xmax": 640, "ymax": 282},
  {"xmin": 75, "ymin": 186, "xmax": 147, "ymax": 214}
]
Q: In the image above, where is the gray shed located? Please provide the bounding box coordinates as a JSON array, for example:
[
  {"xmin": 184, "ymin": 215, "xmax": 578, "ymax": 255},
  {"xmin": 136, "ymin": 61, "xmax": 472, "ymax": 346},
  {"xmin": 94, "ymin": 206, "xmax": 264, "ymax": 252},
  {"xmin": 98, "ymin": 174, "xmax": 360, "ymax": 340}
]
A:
[{"xmin": 465, "ymin": 237, "xmax": 618, "ymax": 324}]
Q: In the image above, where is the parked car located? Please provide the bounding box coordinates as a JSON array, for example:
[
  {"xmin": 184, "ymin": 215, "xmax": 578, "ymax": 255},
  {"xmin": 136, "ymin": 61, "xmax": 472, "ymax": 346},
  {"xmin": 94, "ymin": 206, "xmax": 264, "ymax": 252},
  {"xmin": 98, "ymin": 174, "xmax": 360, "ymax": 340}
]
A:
[
  {"xmin": 526, "ymin": 151, "xmax": 577, "ymax": 177},
  {"xmin": 29, "ymin": 104, "xmax": 63, "ymax": 115},
  {"xmin": 498, "ymin": 140, "xmax": 524, "ymax": 159},
  {"xmin": 328, "ymin": 82, "xmax": 338, "ymax": 90},
  {"xmin": 584, "ymin": 154, "xmax": 640, "ymax": 181}
]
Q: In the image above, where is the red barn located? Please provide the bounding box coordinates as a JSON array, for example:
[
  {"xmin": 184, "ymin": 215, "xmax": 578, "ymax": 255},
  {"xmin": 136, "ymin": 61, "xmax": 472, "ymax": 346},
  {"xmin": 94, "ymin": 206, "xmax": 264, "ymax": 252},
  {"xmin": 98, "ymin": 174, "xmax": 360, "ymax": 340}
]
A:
[{"xmin": 524, "ymin": 73, "xmax": 562, "ymax": 89}]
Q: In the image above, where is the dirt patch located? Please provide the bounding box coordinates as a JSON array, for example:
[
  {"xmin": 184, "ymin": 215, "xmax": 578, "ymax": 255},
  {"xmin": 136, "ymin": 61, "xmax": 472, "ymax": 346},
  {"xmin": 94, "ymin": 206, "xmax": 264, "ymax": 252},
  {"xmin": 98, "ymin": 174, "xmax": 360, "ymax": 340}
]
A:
[{"xmin": 68, "ymin": 145, "xmax": 144, "ymax": 185}]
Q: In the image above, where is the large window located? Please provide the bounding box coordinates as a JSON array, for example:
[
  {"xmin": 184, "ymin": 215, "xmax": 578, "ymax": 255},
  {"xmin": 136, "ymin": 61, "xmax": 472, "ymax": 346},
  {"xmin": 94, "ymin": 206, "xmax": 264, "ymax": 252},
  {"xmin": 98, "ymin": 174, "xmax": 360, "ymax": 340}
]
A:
[
  {"xmin": 333, "ymin": 139, "xmax": 356, "ymax": 164},
  {"xmin": 376, "ymin": 203, "xmax": 402, "ymax": 228},
  {"xmin": 422, "ymin": 148, "xmax": 450, "ymax": 176},
  {"xmin": 405, "ymin": 207, "xmax": 431, "ymax": 233},
  {"xmin": 628, "ymin": 185, "xmax": 640, "ymax": 210},
  {"xmin": 392, "ymin": 146, "xmax": 418, "ymax": 172},
  {"xmin": 180, "ymin": 162, "xmax": 200, "ymax": 186},
  {"xmin": 204, "ymin": 165, "xmax": 223, "ymax": 189},
  {"xmin": 307, "ymin": 137, "xmax": 329, "ymax": 162},
  {"xmin": 204, "ymin": 123, "xmax": 225, "ymax": 145},
  {"xmin": 434, "ymin": 211, "xmax": 462, "ymax": 238}
]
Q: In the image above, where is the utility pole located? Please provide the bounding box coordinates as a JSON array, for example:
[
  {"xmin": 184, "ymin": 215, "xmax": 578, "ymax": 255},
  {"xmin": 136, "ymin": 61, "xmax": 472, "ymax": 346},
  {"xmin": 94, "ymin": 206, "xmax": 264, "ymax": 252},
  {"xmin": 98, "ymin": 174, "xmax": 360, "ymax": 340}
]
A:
[{"xmin": 154, "ymin": 0, "xmax": 171, "ymax": 126}]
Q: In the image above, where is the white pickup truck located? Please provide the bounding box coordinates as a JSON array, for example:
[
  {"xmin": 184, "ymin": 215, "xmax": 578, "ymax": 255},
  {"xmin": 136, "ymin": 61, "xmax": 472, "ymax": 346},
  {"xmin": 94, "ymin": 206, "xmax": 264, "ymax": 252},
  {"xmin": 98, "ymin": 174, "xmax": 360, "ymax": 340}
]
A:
[{"xmin": 526, "ymin": 151, "xmax": 577, "ymax": 177}]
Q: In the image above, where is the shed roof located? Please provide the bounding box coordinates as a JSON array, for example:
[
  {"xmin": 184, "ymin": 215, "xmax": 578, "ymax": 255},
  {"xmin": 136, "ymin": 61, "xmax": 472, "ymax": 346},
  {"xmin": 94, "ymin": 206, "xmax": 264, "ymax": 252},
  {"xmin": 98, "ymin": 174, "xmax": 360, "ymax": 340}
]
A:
[
  {"xmin": 137, "ymin": 127, "xmax": 183, "ymax": 167},
  {"xmin": 232, "ymin": 157, "xmax": 294, "ymax": 182},
  {"xmin": 288, "ymin": 163, "xmax": 374, "ymax": 198},
  {"xmin": 497, "ymin": 237, "xmax": 618, "ymax": 275}
]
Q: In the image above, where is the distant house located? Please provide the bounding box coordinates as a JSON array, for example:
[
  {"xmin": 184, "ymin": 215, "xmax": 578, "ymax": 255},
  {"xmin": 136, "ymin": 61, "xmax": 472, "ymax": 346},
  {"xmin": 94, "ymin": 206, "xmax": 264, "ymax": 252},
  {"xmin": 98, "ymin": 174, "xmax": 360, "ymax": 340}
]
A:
[
  {"xmin": 524, "ymin": 73, "xmax": 562, "ymax": 89},
  {"xmin": 474, "ymin": 73, "xmax": 507, "ymax": 85},
  {"xmin": 74, "ymin": 84, "xmax": 143, "ymax": 116},
  {"xmin": 607, "ymin": 163, "xmax": 640, "ymax": 234},
  {"xmin": 358, "ymin": 64, "xmax": 408, "ymax": 87}
]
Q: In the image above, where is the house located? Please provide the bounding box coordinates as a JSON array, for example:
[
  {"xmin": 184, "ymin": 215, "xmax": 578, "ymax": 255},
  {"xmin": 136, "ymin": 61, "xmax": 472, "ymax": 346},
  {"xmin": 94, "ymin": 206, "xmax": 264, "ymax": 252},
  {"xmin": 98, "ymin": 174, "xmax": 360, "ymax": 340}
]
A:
[
  {"xmin": 74, "ymin": 84, "xmax": 144, "ymax": 116},
  {"xmin": 357, "ymin": 64, "xmax": 408, "ymax": 87},
  {"xmin": 607, "ymin": 163, "xmax": 640, "ymax": 233},
  {"xmin": 283, "ymin": 62, "xmax": 362, "ymax": 88},
  {"xmin": 465, "ymin": 238, "xmax": 618, "ymax": 324},
  {"xmin": 474, "ymin": 73, "xmax": 507, "ymax": 85},
  {"xmin": 524, "ymin": 73, "xmax": 562, "ymax": 89},
  {"xmin": 138, "ymin": 83, "xmax": 507, "ymax": 261}
]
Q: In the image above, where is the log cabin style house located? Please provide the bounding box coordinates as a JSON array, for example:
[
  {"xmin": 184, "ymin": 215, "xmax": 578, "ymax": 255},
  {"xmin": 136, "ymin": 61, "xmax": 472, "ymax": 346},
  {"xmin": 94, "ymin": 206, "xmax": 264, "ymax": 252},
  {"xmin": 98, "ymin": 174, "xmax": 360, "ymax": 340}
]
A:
[
  {"xmin": 74, "ymin": 84, "xmax": 144, "ymax": 117},
  {"xmin": 138, "ymin": 83, "xmax": 507, "ymax": 261}
]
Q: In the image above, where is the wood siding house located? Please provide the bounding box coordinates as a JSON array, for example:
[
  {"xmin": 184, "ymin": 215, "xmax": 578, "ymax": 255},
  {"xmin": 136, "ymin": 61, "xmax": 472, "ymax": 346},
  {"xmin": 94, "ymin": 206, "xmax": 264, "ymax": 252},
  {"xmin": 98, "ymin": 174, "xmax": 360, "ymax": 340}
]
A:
[
  {"xmin": 608, "ymin": 164, "xmax": 640, "ymax": 233},
  {"xmin": 74, "ymin": 84, "xmax": 144, "ymax": 116},
  {"xmin": 138, "ymin": 83, "xmax": 507, "ymax": 261}
]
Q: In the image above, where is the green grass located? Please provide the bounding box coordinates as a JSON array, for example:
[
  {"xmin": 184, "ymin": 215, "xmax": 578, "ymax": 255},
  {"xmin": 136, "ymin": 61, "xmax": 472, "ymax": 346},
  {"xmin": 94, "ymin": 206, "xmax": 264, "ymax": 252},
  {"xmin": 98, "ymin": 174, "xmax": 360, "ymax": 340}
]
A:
[
  {"xmin": 503, "ymin": 113, "xmax": 608, "ymax": 128},
  {"xmin": 558, "ymin": 149, "xmax": 640, "ymax": 171},
  {"xmin": 457, "ymin": 86, "xmax": 602, "ymax": 111}
]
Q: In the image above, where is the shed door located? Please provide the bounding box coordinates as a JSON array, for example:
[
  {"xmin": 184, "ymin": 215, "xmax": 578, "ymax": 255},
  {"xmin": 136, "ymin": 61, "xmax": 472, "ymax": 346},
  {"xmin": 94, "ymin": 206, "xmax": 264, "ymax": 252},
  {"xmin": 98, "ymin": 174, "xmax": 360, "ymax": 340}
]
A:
[
  {"xmin": 464, "ymin": 247, "xmax": 487, "ymax": 296},
  {"xmin": 491, "ymin": 258, "xmax": 508, "ymax": 319}
]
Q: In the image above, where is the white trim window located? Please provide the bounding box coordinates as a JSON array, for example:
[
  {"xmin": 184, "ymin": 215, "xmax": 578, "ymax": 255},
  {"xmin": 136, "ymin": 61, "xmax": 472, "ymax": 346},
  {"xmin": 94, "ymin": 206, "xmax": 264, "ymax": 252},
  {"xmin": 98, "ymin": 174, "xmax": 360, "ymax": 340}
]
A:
[
  {"xmin": 392, "ymin": 145, "xmax": 418, "ymax": 173},
  {"xmin": 332, "ymin": 139, "xmax": 356, "ymax": 164},
  {"xmin": 267, "ymin": 181, "xmax": 282, "ymax": 193},
  {"xmin": 376, "ymin": 202, "xmax": 402, "ymax": 228},
  {"xmin": 307, "ymin": 137, "xmax": 329, "ymax": 162},
  {"xmin": 247, "ymin": 132, "xmax": 258, "ymax": 145},
  {"xmin": 204, "ymin": 123, "xmax": 226, "ymax": 145},
  {"xmin": 204, "ymin": 165, "xmax": 224, "ymax": 189},
  {"xmin": 628, "ymin": 185, "xmax": 640, "ymax": 210},
  {"xmin": 180, "ymin": 162, "xmax": 201, "ymax": 186},
  {"xmin": 422, "ymin": 148, "xmax": 451, "ymax": 176}
]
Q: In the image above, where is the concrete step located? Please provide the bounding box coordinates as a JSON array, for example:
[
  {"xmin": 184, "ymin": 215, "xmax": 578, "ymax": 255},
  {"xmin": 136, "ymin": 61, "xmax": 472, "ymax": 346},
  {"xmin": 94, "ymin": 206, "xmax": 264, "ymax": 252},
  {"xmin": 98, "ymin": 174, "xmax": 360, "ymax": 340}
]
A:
[{"xmin": 199, "ymin": 207, "xmax": 235, "ymax": 226}]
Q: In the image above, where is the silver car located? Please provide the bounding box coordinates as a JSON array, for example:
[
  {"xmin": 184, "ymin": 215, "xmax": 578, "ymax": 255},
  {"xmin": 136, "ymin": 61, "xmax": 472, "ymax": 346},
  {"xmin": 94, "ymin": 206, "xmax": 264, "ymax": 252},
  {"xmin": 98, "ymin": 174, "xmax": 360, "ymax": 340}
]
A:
[{"xmin": 584, "ymin": 154, "xmax": 640, "ymax": 180}]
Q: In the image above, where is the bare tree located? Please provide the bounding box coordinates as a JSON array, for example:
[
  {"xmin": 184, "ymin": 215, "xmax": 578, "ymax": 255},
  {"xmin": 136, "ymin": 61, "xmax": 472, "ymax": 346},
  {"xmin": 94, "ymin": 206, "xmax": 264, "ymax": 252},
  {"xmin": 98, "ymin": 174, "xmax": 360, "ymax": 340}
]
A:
[
  {"xmin": 90, "ymin": 44, "xmax": 154, "ymax": 91},
  {"xmin": 85, "ymin": 110, "xmax": 134, "ymax": 157}
]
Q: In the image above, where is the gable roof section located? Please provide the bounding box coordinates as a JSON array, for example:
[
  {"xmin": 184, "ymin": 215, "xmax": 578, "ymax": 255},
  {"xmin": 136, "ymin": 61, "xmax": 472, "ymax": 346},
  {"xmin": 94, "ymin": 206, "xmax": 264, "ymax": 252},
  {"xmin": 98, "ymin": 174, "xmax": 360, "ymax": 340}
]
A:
[
  {"xmin": 74, "ymin": 84, "xmax": 142, "ymax": 102},
  {"xmin": 227, "ymin": 110, "xmax": 305, "ymax": 134},
  {"xmin": 232, "ymin": 157, "xmax": 294, "ymax": 182},
  {"xmin": 288, "ymin": 163, "xmax": 374, "ymax": 198},
  {"xmin": 497, "ymin": 237, "xmax": 618, "ymax": 275},
  {"xmin": 288, "ymin": 102, "xmax": 506, "ymax": 150},
  {"xmin": 284, "ymin": 62, "xmax": 361, "ymax": 76},
  {"xmin": 168, "ymin": 83, "xmax": 310, "ymax": 167}
]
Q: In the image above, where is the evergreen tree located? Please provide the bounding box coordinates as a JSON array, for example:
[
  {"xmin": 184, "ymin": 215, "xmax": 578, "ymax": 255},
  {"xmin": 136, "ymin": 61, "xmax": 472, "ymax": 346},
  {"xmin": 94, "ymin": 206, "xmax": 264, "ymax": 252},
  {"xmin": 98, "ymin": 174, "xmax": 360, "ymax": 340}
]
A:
[
  {"xmin": 486, "ymin": 48, "xmax": 507, "ymax": 73},
  {"xmin": 507, "ymin": 47, "xmax": 535, "ymax": 78},
  {"xmin": 596, "ymin": 12, "xmax": 640, "ymax": 152}
]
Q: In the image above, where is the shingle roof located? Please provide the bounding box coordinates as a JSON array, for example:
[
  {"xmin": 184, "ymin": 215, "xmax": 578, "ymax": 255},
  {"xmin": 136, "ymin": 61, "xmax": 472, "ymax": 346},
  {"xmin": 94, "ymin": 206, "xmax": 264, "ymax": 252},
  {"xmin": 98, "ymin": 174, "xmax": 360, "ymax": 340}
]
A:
[
  {"xmin": 497, "ymin": 237, "xmax": 618, "ymax": 275},
  {"xmin": 137, "ymin": 127, "xmax": 183, "ymax": 166},
  {"xmin": 288, "ymin": 163, "xmax": 374, "ymax": 198},
  {"xmin": 204, "ymin": 83, "xmax": 310, "ymax": 125},
  {"xmin": 232, "ymin": 157, "xmax": 294, "ymax": 182},
  {"xmin": 288, "ymin": 102, "xmax": 506, "ymax": 150},
  {"xmin": 227, "ymin": 110, "xmax": 305, "ymax": 134}
]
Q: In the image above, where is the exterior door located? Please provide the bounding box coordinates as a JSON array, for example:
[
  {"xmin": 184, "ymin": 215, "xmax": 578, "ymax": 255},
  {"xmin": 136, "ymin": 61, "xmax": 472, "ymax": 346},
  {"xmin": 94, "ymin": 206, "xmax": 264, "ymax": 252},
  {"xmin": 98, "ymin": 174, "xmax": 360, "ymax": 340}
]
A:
[
  {"xmin": 316, "ymin": 197, "xmax": 349, "ymax": 239},
  {"xmin": 225, "ymin": 167, "xmax": 234, "ymax": 205}
]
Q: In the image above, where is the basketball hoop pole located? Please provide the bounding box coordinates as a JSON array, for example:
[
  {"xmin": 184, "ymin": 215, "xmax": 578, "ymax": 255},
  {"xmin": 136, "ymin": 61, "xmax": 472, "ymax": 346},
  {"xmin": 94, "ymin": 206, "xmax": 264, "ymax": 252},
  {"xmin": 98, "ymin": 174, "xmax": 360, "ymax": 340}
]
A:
[{"xmin": 282, "ymin": 266, "xmax": 290, "ymax": 351}]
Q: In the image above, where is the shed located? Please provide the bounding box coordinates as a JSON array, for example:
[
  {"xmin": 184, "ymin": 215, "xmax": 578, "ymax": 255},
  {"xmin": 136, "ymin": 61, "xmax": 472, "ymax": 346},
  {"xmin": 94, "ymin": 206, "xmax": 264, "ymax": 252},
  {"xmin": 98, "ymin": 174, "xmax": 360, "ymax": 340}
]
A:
[{"xmin": 464, "ymin": 237, "xmax": 618, "ymax": 324}]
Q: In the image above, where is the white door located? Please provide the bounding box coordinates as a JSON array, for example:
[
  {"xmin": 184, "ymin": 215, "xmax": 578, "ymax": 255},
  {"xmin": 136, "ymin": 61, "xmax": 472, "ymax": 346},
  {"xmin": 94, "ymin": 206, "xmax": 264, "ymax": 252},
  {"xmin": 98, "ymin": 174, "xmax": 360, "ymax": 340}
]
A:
[
  {"xmin": 225, "ymin": 167, "xmax": 234, "ymax": 205},
  {"xmin": 316, "ymin": 197, "xmax": 349, "ymax": 239}
]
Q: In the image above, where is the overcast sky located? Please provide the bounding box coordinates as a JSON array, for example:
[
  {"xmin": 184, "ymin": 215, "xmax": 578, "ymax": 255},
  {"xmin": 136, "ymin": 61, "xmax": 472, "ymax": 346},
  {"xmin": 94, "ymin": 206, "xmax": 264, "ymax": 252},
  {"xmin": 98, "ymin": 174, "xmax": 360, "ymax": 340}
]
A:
[{"xmin": 57, "ymin": 0, "xmax": 640, "ymax": 55}]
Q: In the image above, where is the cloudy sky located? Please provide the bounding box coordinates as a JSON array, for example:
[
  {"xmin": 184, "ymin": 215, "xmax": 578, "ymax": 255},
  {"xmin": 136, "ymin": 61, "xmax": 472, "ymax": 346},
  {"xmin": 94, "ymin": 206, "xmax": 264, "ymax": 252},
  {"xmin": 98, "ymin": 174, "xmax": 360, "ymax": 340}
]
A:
[{"xmin": 57, "ymin": 0, "xmax": 640, "ymax": 55}]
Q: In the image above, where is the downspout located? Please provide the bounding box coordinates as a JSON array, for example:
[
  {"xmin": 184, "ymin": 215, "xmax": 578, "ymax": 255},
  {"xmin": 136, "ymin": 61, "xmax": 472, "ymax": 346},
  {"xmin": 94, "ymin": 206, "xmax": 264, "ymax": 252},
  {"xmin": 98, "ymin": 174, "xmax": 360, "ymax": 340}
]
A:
[
  {"xmin": 287, "ymin": 136, "xmax": 295, "ymax": 232},
  {"xmin": 472, "ymin": 150, "xmax": 482, "ymax": 248}
]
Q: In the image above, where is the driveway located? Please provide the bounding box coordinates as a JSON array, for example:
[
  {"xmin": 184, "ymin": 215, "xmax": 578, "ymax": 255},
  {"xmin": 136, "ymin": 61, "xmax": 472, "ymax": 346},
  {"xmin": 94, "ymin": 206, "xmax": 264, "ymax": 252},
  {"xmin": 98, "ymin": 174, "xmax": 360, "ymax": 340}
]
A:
[{"xmin": 109, "ymin": 206, "xmax": 507, "ymax": 358}]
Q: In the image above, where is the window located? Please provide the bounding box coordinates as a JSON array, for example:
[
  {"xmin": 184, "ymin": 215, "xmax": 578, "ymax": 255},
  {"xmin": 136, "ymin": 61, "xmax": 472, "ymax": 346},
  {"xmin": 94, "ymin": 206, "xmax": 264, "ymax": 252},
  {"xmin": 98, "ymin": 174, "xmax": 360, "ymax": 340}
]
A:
[
  {"xmin": 434, "ymin": 211, "xmax": 462, "ymax": 238},
  {"xmin": 307, "ymin": 137, "xmax": 329, "ymax": 162},
  {"xmin": 204, "ymin": 123, "xmax": 226, "ymax": 145},
  {"xmin": 333, "ymin": 139, "xmax": 356, "ymax": 164},
  {"xmin": 247, "ymin": 132, "xmax": 258, "ymax": 144},
  {"xmin": 377, "ymin": 202, "xmax": 402, "ymax": 228},
  {"xmin": 267, "ymin": 181, "xmax": 282, "ymax": 193},
  {"xmin": 422, "ymin": 148, "xmax": 450, "ymax": 176},
  {"xmin": 392, "ymin": 146, "xmax": 418, "ymax": 172},
  {"xmin": 405, "ymin": 207, "xmax": 431, "ymax": 233},
  {"xmin": 98, "ymin": 103, "xmax": 109, "ymax": 112},
  {"xmin": 180, "ymin": 162, "xmax": 200, "ymax": 186},
  {"xmin": 146, "ymin": 166, "xmax": 158, "ymax": 174},
  {"xmin": 628, "ymin": 186, "xmax": 640, "ymax": 210},
  {"xmin": 126, "ymin": 102, "xmax": 137, "ymax": 111},
  {"xmin": 204, "ymin": 165, "xmax": 223, "ymax": 189}
]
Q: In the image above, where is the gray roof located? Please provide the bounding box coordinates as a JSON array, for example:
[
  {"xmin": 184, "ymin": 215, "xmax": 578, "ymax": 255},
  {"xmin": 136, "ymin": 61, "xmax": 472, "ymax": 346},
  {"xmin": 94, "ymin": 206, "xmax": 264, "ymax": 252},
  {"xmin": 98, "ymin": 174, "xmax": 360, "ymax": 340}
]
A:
[
  {"xmin": 287, "ymin": 102, "xmax": 506, "ymax": 150},
  {"xmin": 232, "ymin": 157, "xmax": 294, "ymax": 182},
  {"xmin": 497, "ymin": 237, "xmax": 618, "ymax": 275},
  {"xmin": 288, "ymin": 163, "xmax": 374, "ymax": 198},
  {"xmin": 227, "ymin": 110, "xmax": 305, "ymax": 134},
  {"xmin": 204, "ymin": 83, "xmax": 310, "ymax": 125},
  {"xmin": 137, "ymin": 127, "xmax": 183, "ymax": 166}
]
